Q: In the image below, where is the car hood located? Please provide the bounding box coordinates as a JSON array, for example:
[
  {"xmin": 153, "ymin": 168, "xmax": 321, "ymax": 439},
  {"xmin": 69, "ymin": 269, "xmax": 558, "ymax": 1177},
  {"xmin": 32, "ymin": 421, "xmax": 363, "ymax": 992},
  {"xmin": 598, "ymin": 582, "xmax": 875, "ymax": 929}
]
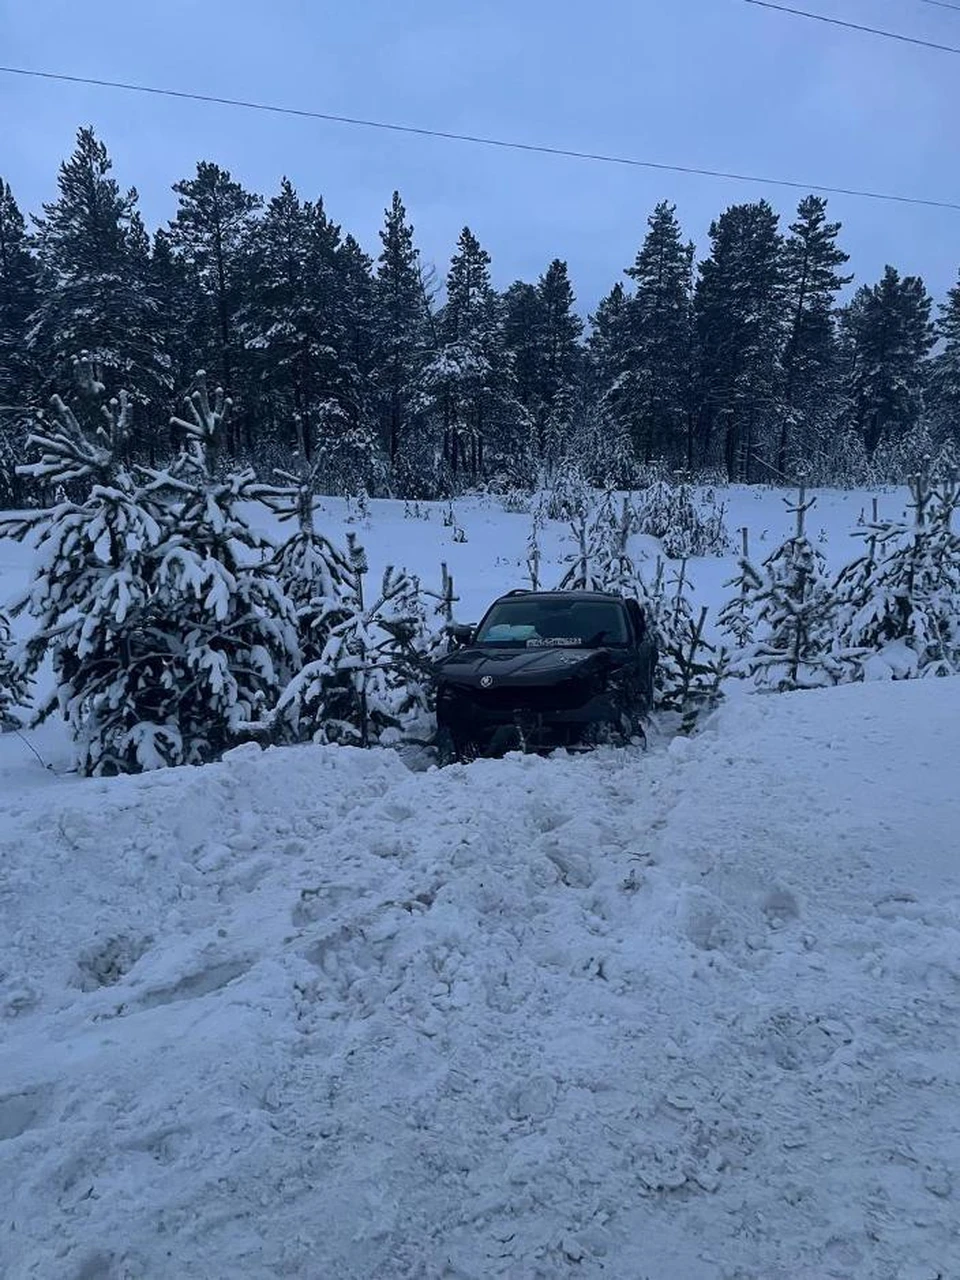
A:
[{"xmin": 434, "ymin": 644, "xmax": 609, "ymax": 686}]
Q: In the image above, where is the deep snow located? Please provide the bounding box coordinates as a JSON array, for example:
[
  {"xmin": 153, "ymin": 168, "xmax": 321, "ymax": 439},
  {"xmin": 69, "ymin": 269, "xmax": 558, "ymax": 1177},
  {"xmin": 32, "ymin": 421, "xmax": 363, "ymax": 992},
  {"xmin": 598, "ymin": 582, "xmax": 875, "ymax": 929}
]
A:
[{"xmin": 2, "ymin": 487, "xmax": 959, "ymax": 1278}]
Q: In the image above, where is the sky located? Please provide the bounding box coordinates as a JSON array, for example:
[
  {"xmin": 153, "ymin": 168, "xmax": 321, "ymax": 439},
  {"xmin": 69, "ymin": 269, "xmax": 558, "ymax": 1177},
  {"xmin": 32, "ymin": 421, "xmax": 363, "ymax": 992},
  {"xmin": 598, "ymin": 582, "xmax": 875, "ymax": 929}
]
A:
[{"xmin": 1, "ymin": 0, "xmax": 959, "ymax": 314}]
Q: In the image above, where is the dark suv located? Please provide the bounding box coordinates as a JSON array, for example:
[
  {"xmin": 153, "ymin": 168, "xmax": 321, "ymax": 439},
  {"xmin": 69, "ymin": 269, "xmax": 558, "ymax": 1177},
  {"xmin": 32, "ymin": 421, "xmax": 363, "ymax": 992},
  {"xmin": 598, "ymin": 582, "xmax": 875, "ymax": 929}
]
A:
[{"xmin": 433, "ymin": 590, "xmax": 657, "ymax": 760}]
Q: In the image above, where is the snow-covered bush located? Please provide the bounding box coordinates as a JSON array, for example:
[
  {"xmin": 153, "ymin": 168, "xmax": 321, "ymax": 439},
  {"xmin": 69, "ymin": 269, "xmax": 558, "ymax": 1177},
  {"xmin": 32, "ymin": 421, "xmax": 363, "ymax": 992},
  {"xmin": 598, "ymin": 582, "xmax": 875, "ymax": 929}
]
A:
[
  {"xmin": 558, "ymin": 491, "xmax": 621, "ymax": 591},
  {"xmin": 717, "ymin": 529, "xmax": 763, "ymax": 652},
  {"xmin": 275, "ymin": 535, "xmax": 428, "ymax": 746},
  {"xmin": 138, "ymin": 379, "xmax": 301, "ymax": 763},
  {"xmin": 4, "ymin": 375, "xmax": 301, "ymax": 773},
  {"xmin": 634, "ymin": 476, "xmax": 731, "ymax": 558},
  {"xmin": 0, "ymin": 607, "xmax": 29, "ymax": 728},
  {"xmin": 540, "ymin": 462, "xmax": 592, "ymax": 522},
  {"xmin": 497, "ymin": 487, "xmax": 532, "ymax": 515},
  {"xmin": 0, "ymin": 388, "xmax": 174, "ymax": 771},
  {"xmin": 256, "ymin": 461, "xmax": 354, "ymax": 671},
  {"xmin": 647, "ymin": 558, "xmax": 726, "ymax": 729},
  {"xmin": 721, "ymin": 488, "xmax": 841, "ymax": 691},
  {"xmin": 833, "ymin": 471, "xmax": 960, "ymax": 680}
]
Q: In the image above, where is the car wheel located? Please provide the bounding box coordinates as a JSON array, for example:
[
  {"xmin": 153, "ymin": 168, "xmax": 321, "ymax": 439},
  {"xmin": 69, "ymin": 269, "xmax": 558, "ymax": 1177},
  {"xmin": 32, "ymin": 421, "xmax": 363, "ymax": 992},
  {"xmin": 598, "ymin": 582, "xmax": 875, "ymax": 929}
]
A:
[{"xmin": 435, "ymin": 726, "xmax": 481, "ymax": 765}]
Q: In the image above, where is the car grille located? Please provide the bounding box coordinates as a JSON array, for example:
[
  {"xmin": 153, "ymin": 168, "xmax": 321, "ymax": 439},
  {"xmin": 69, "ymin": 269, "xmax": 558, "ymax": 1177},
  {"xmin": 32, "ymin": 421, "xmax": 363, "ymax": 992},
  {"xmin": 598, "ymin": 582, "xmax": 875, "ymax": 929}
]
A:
[{"xmin": 468, "ymin": 680, "xmax": 592, "ymax": 714}]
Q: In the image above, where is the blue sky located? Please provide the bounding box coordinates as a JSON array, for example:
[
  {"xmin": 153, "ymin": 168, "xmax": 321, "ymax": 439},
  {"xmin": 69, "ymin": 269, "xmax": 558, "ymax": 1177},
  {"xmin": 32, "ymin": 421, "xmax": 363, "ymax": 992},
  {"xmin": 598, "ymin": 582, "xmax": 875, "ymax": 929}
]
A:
[{"xmin": 2, "ymin": 0, "xmax": 958, "ymax": 312}]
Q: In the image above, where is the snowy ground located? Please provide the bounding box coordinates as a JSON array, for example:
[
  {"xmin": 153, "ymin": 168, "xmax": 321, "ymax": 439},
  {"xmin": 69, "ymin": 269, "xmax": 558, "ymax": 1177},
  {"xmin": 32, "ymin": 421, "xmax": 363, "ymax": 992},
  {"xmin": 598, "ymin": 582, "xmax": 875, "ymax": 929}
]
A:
[{"xmin": 3, "ymin": 487, "xmax": 959, "ymax": 1278}]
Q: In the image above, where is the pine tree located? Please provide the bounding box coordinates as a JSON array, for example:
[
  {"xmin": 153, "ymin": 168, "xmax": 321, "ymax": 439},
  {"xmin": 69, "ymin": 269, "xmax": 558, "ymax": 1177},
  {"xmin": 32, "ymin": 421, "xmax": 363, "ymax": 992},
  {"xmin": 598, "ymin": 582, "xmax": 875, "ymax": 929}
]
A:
[
  {"xmin": 501, "ymin": 268, "xmax": 583, "ymax": 477},
  {"xmin": 0, "ymin": 607, "xmax": 29, "ymax": 728},
  {"xmin": 149, "ymin": 229, "xmax": 200, "ymax": 455},
  {"xmin": 718, "ymin": 528, "xmax": 764, "ymax": 652},
  {"xmin": 0, "ymin": 381, "xmax": 174, "ymax": 772},
  {"xmin": 623, "ymin": 201, "xmax": 695, "ymax": 466},
  {"xmin": 142, "ymin": 377, "xmax": 301, "ymax": 760},
  {"xmin": 694, "ymin": 200, "xmax": 786, "ymax": 481},
  {"xmin": 737, "ymin": 485, "xmax": 842, "ymax": 690},
  {"xmin": 238, "ymin": 177, "xmax": 313, "ymax": 460},
  {"xmin": 275, "ymin": 534, "xmax": 426, "ymax": 747},
  {"xmin": 167, "ymin": 162, "xmax": 262, "ymax": 452},
  {"xmin": 6, "ymin": 372, "xmax": 299, "ymax": 772},
  {"xmin": 778, "ymin": 196, "xmax": 851, "ymax": 476},
  {"xmin": 0, "ymin": 180, "xmax": 40, "ymax": 506},
  {"xmin": 647, "ymin": 558, "xmax": 726, "ymax": 728},
  {"xmin": 535, "ymin": 260, "xmax": 583, "ymax": 468},
  {"xmin": 558, "ymin": 491, "xmax": 618, "ymax": 591},
  {"xmin": 833, "ymin": 472, "xmax": 960, "ymax": 678},
  {"xmin": 329, "ymin": 232, "xmax": 384, "ymax": 494},
  {"xmin": 584, "ymin": 282, "xmax": 636, "ymax": 485},
  {"xmin": 423, "ymin": 227, "xmax": 528, "ymax": 486},
  {"xmin": 928, "ymin": 270, "xmax": 960, "ymax": 454},
  {"xmin": 634, "ymin": 474, "xmax": 731, "ymax": 559},
  {"xmin": 252, "ymin": 458, "xmax": 358, "ymax": 743},
  {"xmin": 256, "ymin": 457, "xmax": 352, "ymax": 660},
  {"xmin": 373, "ymin": 192, "xmax": 434, "ymax": 486},
  {"xmin": 840, "ymin": 265, "xmax": 935, "ymax": 458},
  {"xmin": 241, "ymin": 181, "xmax": 372, "ymax": 483},
  {"xmin": 27, "ymin": 128, "xmax": 170, "ymax": 450},
  {"xmin": 0, "ymin": 178, "xmax": 39, "ymax": 415},
  {"xmin": 502, "ymin": 281, "xmax": 543, "ymax": 424}
]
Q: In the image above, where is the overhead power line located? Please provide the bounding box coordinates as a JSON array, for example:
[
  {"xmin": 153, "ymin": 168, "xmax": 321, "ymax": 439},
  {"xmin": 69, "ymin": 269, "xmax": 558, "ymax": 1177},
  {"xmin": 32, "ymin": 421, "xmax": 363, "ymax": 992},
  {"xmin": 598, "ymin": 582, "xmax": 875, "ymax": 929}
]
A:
[
  {"xmin": 744, "ymin": 0, "xmax": 960, "ymax": 52},
  {"xmin": 919, "ymin": 0, "xmax": 960, "ymax": 12},
  {"xmin": 1, "ymin": 63, "xmax": 959, "ymax": 212}
]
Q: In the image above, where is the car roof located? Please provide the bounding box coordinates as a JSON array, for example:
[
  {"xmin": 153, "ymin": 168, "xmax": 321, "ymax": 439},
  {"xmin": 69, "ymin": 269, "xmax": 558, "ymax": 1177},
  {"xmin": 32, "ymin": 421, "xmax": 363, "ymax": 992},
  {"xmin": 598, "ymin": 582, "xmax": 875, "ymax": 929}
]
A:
[{"xmin": 492, "ymin": 590, "xmax": 626, "ymax": 604}]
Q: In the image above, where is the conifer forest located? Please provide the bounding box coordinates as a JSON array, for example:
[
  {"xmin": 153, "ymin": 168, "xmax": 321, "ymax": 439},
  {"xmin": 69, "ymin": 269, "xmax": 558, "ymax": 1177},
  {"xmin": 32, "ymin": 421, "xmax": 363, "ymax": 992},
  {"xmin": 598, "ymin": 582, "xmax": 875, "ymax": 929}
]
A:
[{"xmin": 2, "ymin": 126, "xmax": 959, "ymax": 508}]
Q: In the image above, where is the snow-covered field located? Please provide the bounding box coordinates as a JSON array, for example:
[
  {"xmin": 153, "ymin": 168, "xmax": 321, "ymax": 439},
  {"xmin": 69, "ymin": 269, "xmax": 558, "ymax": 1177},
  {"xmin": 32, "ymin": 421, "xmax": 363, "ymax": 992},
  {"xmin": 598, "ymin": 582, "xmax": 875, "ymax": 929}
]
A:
[{"xmin": 3, "ymin": 489, "xmax": 960, "ymax": 1279}]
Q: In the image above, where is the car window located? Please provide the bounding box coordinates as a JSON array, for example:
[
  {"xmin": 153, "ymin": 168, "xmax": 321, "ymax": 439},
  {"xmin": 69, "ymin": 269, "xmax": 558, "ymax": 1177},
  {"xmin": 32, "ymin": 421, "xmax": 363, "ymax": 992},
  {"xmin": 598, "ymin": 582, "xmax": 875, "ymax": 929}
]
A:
[{"xmin": 475, "ymin": 598, "xmax": 628, "ymax": 646}]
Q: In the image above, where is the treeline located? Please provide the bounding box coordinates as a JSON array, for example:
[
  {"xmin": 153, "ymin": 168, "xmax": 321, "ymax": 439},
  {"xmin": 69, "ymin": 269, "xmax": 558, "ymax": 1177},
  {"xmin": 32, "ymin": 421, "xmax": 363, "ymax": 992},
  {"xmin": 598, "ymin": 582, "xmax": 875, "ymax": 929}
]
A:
[{"xmin": 1, "ymin": 125, "xmax": 959, "ymax": 504}]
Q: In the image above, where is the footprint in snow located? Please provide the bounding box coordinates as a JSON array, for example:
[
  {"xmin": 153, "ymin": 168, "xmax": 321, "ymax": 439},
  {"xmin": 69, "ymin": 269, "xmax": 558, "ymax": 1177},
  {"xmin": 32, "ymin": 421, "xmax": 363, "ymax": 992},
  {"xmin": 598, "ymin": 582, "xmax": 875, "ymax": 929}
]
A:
[
  {"xmin": 138, "ymin": 957, "xmax": 251, "ymax": 1009},
  {"xmin": 75, "ymin": 933, "xmax": 152, "ymax": 991},
  {"xmin": 0, "ymin": 1083, "xmax": 54, "ymax": 1142},
  {"xmin": 762, "ymin": 887, "xmax": 800, "ymax": 929},
  {"xmin": 760, "ymin": 1011, "xmax": 854, "ymax": 1071},
  {"xmin": 506, "ymin": 1073, "xmax": 558, "ymax": 1122}
]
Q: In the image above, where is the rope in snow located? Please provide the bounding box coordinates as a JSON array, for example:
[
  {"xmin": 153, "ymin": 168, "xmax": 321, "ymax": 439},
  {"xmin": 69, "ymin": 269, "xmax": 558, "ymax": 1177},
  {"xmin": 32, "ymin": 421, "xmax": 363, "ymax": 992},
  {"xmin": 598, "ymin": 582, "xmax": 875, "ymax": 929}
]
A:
[{"xmin": 1, "ymin": 64, "xmax": 959, "ymax": 212}]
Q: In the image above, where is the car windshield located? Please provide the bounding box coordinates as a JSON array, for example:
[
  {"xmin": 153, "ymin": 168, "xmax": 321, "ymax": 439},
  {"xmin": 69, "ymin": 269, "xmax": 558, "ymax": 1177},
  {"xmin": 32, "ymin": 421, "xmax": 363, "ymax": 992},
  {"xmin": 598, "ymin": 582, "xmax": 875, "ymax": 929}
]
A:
[{"xmin": 474, "ymin": 598, "xmax": 628, "ymax": 647}]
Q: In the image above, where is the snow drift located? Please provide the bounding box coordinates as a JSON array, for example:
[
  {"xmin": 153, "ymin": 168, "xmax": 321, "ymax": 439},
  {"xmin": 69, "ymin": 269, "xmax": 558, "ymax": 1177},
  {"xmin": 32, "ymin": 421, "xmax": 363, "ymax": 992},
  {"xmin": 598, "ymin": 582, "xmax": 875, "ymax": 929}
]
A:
[{"xmin": 1, "ymin": 678, "xmax": 959, "ymax": 1278}]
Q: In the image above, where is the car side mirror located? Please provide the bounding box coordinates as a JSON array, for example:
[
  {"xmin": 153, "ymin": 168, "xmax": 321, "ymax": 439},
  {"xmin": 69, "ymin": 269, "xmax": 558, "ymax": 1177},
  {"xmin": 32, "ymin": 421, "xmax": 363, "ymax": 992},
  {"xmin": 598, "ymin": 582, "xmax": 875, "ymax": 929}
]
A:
[{"xmin": 447, "ymin": 623, "xmax": 475, "ymax": 646}]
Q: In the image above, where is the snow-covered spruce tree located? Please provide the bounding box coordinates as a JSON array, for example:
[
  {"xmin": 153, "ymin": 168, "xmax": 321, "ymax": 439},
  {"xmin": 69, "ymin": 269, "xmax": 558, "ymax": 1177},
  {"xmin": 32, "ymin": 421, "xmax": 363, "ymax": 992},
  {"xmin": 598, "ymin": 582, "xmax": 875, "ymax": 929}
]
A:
[
  {"xmin": 526, "ymin": 504, "xmax": 543, "ymax": 590},
  {"xmin": 0, "ymin": 381, "xmax": 174, "ymax": 771},
  {"xmin": 596, "ymin": 495, "xmax": 645, "ymax": 595},
  {"xmin": 0, "ymin": 606, "xmax": 29, "ymax": 728},
  {"xmin": 718, "ymin": 527, "xmax": 765, "ymax": 656},
  {"xmin": 28, "ymin": 129, "xmax": 171, "ymax": 453},
  {"xmin": 252, "ymin": 455, "xmax": 358, "ymax": 744},
  {"xmin": 275, "ymin": 534, "xmax": 427, "ymax": 748},
  {"xmin": 648, "ymin": 558, "xmax": 727, "ymax": 729},
  {"xmin": 140, "ymin": 376, "xmax": 300, "ymax": 761},
  {"xmin": 558, "ymin": 490, "xmax": 619, "ymax": 591},
  {"xmin": 739, "ymin": 484, "xmax": 842, "ymax": 691},
  {"xmin": 254, "ymin": 453, "xmax": 354, "ymax": 666},
  {"xmin": 833, "ymin": 471, "xmax": 960, "ymax": 679},
  {"xmin": 635, "ymin": 474, "xmax": 731, "ymax": 559},
  {"xmin": 540, "ymin": 459, "xmax": 591, "ymax": 522},
  {"xmin": 408, "ymin": 560, "xmax": 458, "ymax": 683}
]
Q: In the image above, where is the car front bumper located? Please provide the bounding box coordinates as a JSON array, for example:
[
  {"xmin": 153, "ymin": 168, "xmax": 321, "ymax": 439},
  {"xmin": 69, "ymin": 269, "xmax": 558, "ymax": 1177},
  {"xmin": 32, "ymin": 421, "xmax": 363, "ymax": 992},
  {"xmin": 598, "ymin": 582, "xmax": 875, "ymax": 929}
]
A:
[{"xmin": 436, "ymin": 679, "xmax": 625, "ymax": 749}]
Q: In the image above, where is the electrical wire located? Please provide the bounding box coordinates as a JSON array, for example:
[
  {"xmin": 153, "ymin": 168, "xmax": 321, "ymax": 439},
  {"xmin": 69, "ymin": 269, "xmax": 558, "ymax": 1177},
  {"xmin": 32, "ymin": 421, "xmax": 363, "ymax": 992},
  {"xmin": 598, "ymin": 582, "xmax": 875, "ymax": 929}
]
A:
[
  {"xmin": 744, "ymin": 0, "xmax": 960, "ymax": 53},
  {"xmin": 1, "ymin": 63, "xmax": 959, "ymax": 211}
]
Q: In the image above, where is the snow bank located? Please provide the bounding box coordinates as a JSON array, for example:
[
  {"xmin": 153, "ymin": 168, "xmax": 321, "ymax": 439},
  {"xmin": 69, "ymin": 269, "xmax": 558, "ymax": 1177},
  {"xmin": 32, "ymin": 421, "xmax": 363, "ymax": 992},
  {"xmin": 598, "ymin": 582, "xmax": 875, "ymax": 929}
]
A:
[{"xmin": 2, "ymin": 678, "xmax": 959, "ymax": 1278}]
